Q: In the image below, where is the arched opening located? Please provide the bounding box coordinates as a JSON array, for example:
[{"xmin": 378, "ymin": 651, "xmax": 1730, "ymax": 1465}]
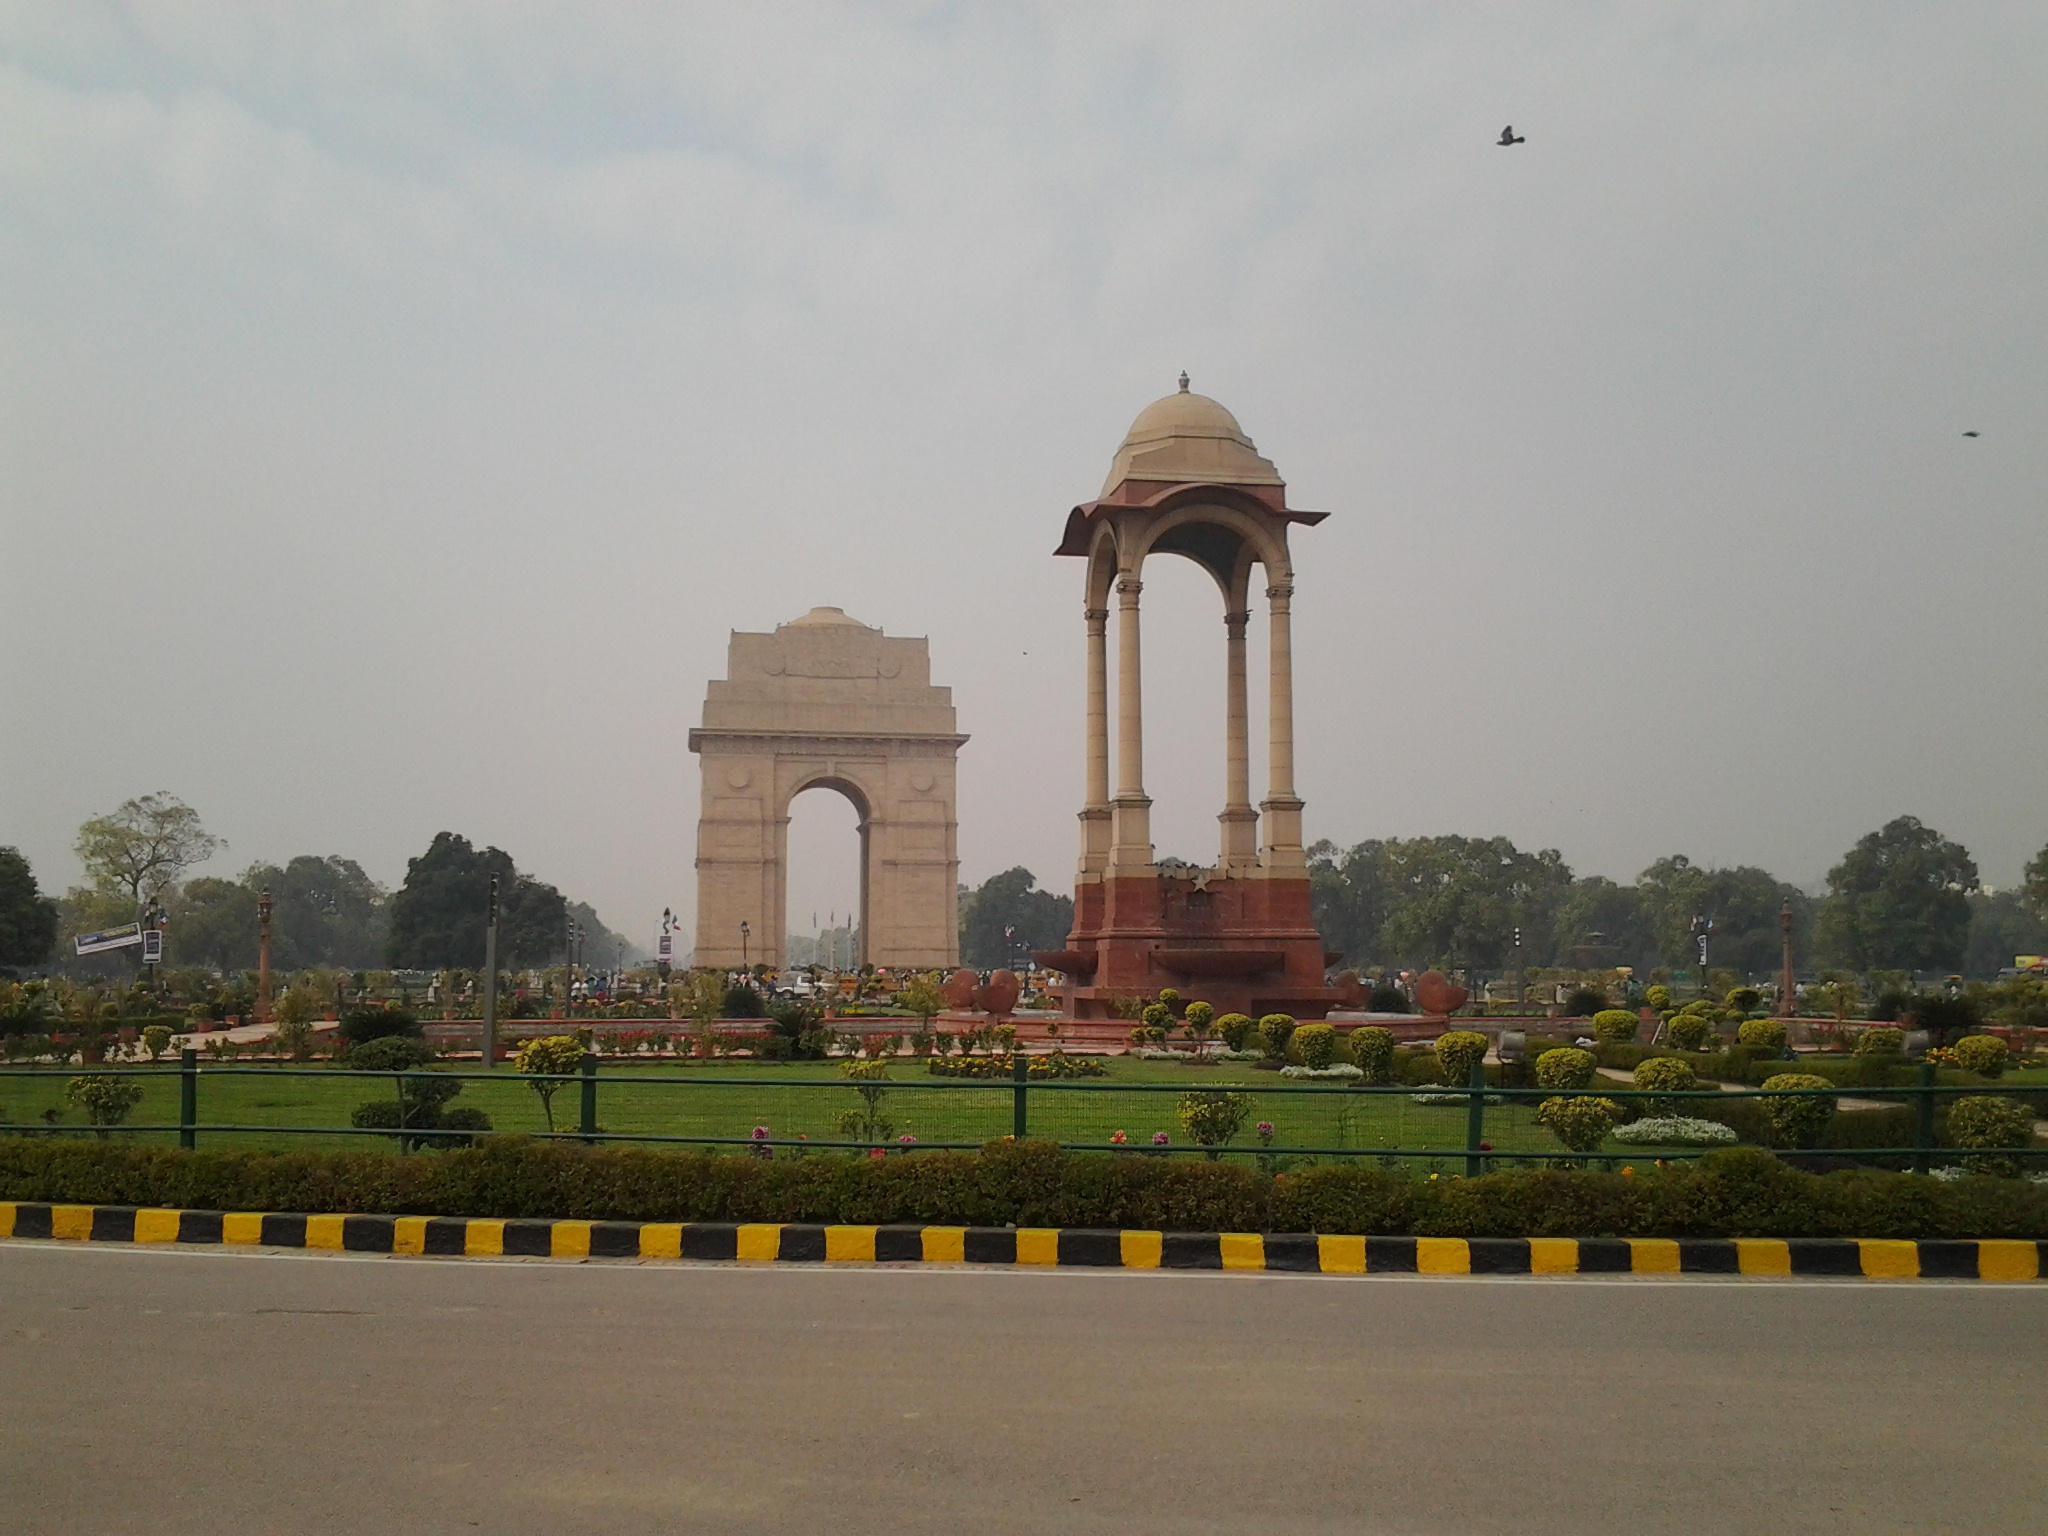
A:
[{"xmin": 783, "ymin": 780, "xmax": 869, "ymax": 969}]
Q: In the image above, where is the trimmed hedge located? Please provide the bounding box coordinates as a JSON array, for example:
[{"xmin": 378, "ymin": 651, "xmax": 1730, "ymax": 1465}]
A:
[{"xmin": 4, "ymin": 1139, "xmax": 2044, "ymax": 1239}]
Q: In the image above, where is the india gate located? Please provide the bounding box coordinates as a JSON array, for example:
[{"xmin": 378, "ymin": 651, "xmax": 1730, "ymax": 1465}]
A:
[{"xmin": 688, "ymin": 608, "xmax": 966, "ymax": 971}]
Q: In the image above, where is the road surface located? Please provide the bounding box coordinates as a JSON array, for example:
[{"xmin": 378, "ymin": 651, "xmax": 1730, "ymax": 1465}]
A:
[{"xmin": 2, "ymin": 1242, "xmax": 2039, "ymax": 1535}]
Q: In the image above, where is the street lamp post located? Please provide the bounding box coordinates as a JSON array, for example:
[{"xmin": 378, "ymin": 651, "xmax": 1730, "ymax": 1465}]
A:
[
  {"xmin": 1690, "ymin": 915, "xmax": 1715, "ymax": 999},
  {"xmin": 256, "ymin": 887, "xmax": 274, "ymax": 1024},
  {"xmin": 481, "ymin": 876, "xmax": 501, "ymax": 1069},
  {"xmin": 1779, "ymin": 899, "xmax": 1796, "ymax": 1018},
  {"xmin": 740, "ymin": 920, "xmax": 751, "ymax": 973}
]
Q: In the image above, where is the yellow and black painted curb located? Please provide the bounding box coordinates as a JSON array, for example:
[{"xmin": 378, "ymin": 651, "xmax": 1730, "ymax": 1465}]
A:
[{"xmin": 3, "ymin": 1203, "xmax": 2043, "ymax": 1280}]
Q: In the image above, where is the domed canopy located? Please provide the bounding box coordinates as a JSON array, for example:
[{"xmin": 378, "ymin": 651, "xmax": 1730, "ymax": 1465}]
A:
[{"xmin": 1102, "ymin": 374, "xmax": 1284, "ymax": 496}]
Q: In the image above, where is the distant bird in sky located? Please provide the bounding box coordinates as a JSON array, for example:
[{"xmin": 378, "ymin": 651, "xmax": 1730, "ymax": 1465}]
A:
[
  {"xmin": 1498, "ymin": 125, "xmax": 1525, "ymax": 146},
  {"xmin": 1962, "ymin": 430, "xmax": 1980, "ymax": 437}
]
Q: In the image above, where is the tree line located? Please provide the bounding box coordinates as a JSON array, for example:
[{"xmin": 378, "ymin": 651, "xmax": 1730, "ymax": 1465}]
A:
[
  {"xmin": 1309, "ymin": 816, "xmax": 2048, "ymax": 980},
  {"xmin": 0, "ymin": 795, "xmax": 635, "ymax": 975}
]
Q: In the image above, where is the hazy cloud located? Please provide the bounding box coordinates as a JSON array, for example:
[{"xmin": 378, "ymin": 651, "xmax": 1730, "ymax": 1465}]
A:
[{"xmin": 3, "ymin": 2, "xmax": 2044, "ymax": 949}]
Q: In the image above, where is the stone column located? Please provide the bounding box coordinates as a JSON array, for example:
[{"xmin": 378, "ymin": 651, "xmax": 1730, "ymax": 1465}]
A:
[
  {"xmin": 1218, "ymin": 608, "xmax": 1258, "ymax": 870},
  {"xmin": 1110, "ymin": 574, "xmax": 1152, "ymax": 866},
  {"xmin": 1078, "ymin": 606, "xmax": 1112, "ymax": 875},
  {"xmin": 1260, "ymin": 580, "xmax": 1305, "ymax": 868}
]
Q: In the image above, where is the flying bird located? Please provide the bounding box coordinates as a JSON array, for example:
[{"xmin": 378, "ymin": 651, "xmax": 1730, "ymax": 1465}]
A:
[
  {"xmin": 1962, "ymin": 431, "xmax": 1980, "ymax": 437},
  {"xmin": 1498, "ymin": 126, "xmax": 1525, "ymax": 146}
]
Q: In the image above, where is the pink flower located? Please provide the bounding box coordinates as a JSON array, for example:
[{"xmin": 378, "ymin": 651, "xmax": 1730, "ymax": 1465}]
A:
[
  {"xmin": 1152, "ymin": 1131, "xmax": 1170, "ymax": 1146},
  {"xmin": 898, "ymin": 1134, "xmax": 917, "ymax": 1145},
  {"xmin": 1256, "ymin": 1121, "xmax": 1274, "ymax": 1139}
]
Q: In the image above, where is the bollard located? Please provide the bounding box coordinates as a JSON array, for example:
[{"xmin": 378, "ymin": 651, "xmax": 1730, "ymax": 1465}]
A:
[
  {"xmin": 1465, "ymin": 1058, "xmax": 1487, "ymax": 1178},
  {"xmin": 580, "ymin": 1053, "xmax": 599, "ymax": 1143},
  {"xmin": 179, "ymin": 1047, "xmax": 198, "ymax": 1151},
  {"xmin": 1012, "ymin": 1047, "xmax": 1029, "ymax": 1140}
]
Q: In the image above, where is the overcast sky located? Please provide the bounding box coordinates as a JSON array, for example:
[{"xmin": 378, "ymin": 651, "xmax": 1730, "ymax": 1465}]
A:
[{"xmin": 3, "ymin": 2, "xmax": 2044, "ymax": 953}]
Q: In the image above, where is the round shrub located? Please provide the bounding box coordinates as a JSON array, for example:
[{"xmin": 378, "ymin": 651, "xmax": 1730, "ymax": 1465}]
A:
[
  {"xmin": 1534, "ymin": 1046, "xmax": 1596, "ymax": 1090},
  {"xmin": 434, "ymin": 1105, "xmax": 494, "ymax": 1148},
  {"xmin": 1563, "ymin": 986, "xmax": 1607, "ymax": 1018},
  {"xmin": 1434, "ymin": 1029, "xmax": 1490, "ymax": 1085},
  {"xmin": 346, "ymin": 1035, "xmax": 436, "ymax": 1071},
  {"xmin": 1643, "ymin": 985, "xmax": 1673, "ymax": 1011},
  {"xmin": 1736, "ymin": 1018, "xmax": 1788, "ymax": 1056},
  {"xmin": 1943, "ymin": 1095, "xmax": 2036, "ymax": 1177},
  {"xmin": 1951, "ymin": 1034, "xmax": 2010, "ymax": 1079},
  {"xmin": 1591, "ymin": 1009, "xmax": 1638, "ymax": 1044},
  {"xmin": 1726, "ymin": 987, "xmax": 1762, "ymax": 1014},
  {"xmin": 1216, "ymin": 1012, "xmax": 1255, "ymax": 1051},
  {"xmin": 1175, "ymin": 1089, "xmax": 1252, "ymax": 1160},
  {"xmin": 1366, "ymin": 982, "xmax": 1410, "ymax": 1013},
  {"xmin": 1760, "ymin": 1073, "xmax": 1836, "ymax": 1148},
  {"xmin": 1537, "ymin": 1096, "xmax": 1619, "ymax": 1154},
  {"xmin": 1853, "ymin": 1026, "xmax": 1904, "ymax": 1059},
  {"xmin": 1348, "ymin": 1025, "xmax": 1395, "ymax": 1084},
  {"xmin": 1293, "ymin": 1023, "xmax": 1337, "ymax": 1071},
  {"xmin": 1633, "ymin": 1056, "xmax": 1698, "ymax": 1093},
  {"xmin": 1257, "ymin": 1014, "xmax": 1296, "ymax": 1059},
  {"xmin": 338, "ymin": 1005, "xmax": 421, "ymax": 1047},
  {"xmin": 1664, "ymin": 1014, "xmax": 1710, "ymax": 1051},
  {"xmin": 1141, "ymin": 1002, "xmax": 1172, "ymax": 1031},
  {"xmin": 1184, "ymin": 1001, "xmax": 1215, "ymax": 1034}
]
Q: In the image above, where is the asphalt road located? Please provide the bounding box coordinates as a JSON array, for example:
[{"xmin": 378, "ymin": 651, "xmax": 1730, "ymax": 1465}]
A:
[{"xmin": 3, "ymin": 1244, "xmax": 2040, "ymax": 1536}]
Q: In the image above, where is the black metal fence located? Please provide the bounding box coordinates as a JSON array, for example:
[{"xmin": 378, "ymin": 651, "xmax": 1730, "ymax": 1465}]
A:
[{"xmin": 1, "ymin": 1052, "xmax": 2041, "ymax": 1174}]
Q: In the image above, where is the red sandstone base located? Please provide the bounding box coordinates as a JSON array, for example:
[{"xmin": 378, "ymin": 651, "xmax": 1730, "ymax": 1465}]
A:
[{"xmin": 1039, "ymin": 870, "xmax": 1363, "ymax": 1020}]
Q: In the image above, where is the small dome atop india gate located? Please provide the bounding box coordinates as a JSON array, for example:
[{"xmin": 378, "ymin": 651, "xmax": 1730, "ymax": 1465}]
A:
[{"xmin": 1102, "ymin": 373, "xmax": 1285, "ymax": 496}]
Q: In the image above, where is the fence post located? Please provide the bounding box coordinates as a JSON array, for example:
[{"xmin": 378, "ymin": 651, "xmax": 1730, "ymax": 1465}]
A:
[
  {"xmin": 1913, "ymin": 1061, "xmax": 1935, "ymax": 1175},
  {"xmin": 1465, "ymin": 1058, "xmax": 1486, "ymax": 1177},
  {"xmin": 179, "ymin": 1047, "xmax": 198, "ymax": 1150},
  {"xmin": 1012, "ymin": 1047, "xmax": 1029, "ymax": 1141},
  {"xmin": 579, "ymin": 1053, "xmax": 599, "ymax": 1142}
]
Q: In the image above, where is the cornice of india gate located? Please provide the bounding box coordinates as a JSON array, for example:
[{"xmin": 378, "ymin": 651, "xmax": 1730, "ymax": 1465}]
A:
[{"xmin": 688, "ymin": 729, "xmax": 969, "ymax": 754}]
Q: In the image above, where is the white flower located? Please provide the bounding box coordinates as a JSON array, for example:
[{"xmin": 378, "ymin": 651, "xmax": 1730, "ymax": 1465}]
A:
[
  {"xmin": 1280, "ymin": 1064, "xmax": 1365, "ymax": 1080},
  {"xmin": 1608, "ymin": 1117, "xmax": 1738, "ymax": 1146}
]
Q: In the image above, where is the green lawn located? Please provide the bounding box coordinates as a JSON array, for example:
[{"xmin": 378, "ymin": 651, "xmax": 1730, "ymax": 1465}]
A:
[{"xmin": 0, "ymin": 1055, "xmax": 1717, "ymax": 1165}]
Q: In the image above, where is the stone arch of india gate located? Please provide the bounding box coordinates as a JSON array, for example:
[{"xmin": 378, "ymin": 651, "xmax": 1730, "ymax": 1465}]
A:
[{"xmin": 690, "ymin": 378, "xmax": 1360, "ymax": 1017}]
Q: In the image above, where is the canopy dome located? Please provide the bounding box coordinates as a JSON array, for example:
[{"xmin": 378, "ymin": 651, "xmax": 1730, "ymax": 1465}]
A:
[{"xmin": 1102, "ymin": 375, "xmax": 1284, "ymax": 496}]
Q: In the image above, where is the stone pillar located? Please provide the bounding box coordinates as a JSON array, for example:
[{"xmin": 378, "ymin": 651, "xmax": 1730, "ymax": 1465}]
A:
[
  {"xmin": 1260, "ymin": 580, "xmax": 1304, "ymax": 868},
  {"xmin": 1110, "ymin": 574, "xmax": 1152, "ymax": 867},
  {"xmin": 1219, "ymin": 608, "xmax": 1258, "ymax": 870},
  {"xmin": 1078, "ymin": 605, "xmax": 1112, "ymax": 876}
]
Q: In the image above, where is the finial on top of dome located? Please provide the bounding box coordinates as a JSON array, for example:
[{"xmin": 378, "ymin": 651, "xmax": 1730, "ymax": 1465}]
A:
[{"xmin": 1177, "ymin": 371, "xmax": 1190, "ymax": 393}]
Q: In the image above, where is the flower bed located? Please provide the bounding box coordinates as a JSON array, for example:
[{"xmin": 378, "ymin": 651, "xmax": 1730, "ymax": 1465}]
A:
[
  {"xmin": 1609, "ymin": 1117, "xmax": 1740, "ymax": 1147},
  {"xmin": 1281, "ymin": 1064, "xmax": 1364, "ymax": 1080},
  {"xmin": 926, "ymin": 1053, "xmax": 1107, "ymax": 1080}
]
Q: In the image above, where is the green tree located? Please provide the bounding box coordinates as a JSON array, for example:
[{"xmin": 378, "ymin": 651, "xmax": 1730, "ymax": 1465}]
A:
[
  {"xmin": 167, "ymin": 878, "xmax": 259, "ymax": 970},
  {"xmin": 241, "ymin": 855, "xmax": 389, "ymax": 970},
  {"xmin": 1633, "ymin": 856, "xmax": 1809, "ymax": 977},
  {"xmin": 1548, "ymin": 876, "xmax": 1655, "ymax": 972},
  {"xmin": 958, "ymin": 867, "xmax": 1074, "ymax": 970},
  {"xmin": 0, "ymin": 848, "xmax": 59, "ymax": 969},
  {"xmin": 1311, "ymin": 835, "xmax": 1572, "ymax": 970},
  {"xmin": 73, "ymin": 793, "xmax": 222, "ymax": 910},
  {"xmin": 385, "ymin": 832, "xmax": 572, "ymax": 969},
  {"xmin": 1814, "ymin": 816, "xmax": 1977, "ymax": 972},
  {"xmin": 514, "ymin": 1035, "xmax": 587, "ymax": 1132},
  {"xmin": 1963, "ymin": 891, "xmax": 2048, "ymax": 979},
  {"xmin": 2023, "ymin": 842, "xmax": 2048, "ymax": 924}
]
